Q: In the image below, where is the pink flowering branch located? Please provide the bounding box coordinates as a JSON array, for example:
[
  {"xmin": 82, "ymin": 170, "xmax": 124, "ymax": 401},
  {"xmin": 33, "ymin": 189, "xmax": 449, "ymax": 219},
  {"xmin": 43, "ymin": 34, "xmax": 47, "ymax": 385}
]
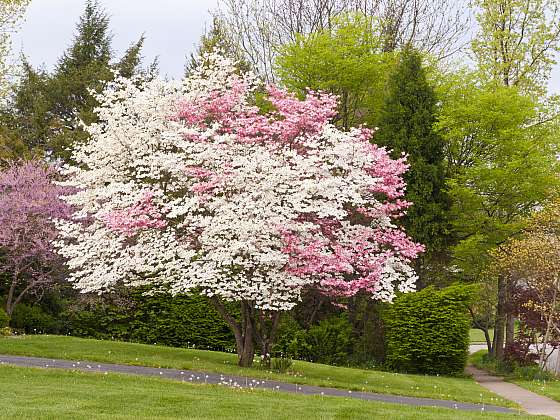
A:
[{"xmin": 103, "ymin": 191, "xmax": 167, "ymax": 236}]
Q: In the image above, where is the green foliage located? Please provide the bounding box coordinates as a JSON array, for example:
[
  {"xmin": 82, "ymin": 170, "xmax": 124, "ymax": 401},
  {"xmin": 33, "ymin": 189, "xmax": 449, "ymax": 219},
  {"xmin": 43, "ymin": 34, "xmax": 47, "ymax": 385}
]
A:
[
  {"xmin": 270, "ymin": 356, "xmax": 293, "ymax": 373},
  {"xmin": 471, "ymin": 0, "xmax": 560, "ymax": 94},
  {"xmin": 65, "ymin": 290, "xmax": 236, "ymax": 351},
  {"xmin": 5, "ymin": 0, "xmax": 153, "ymax": 161},
  {"xmin": 376, "ymin": 47, "xmax": 449, "ymax": 261},
  {"xmin": 186, "ymin": 17, "xmax": 250, "ymax": 76},
  {"xmin": 438, "ymin": 77, "xmax": 559, "ymax": 281},
  {"xmin": 0, "ymin": 307, "xmax": 9, "ymax": 327},
  {"xmin": 276, "ymin": 13, "xmax": 394, "ymax": 129},
  {"xmin": 273, "ymin": 314, "xmax": 352, "ymax": 366},
  {"xmin": 384, "ymin": 284, "xmax": 476, "ymax": 375},
  {"xmin": 10, "ymin": 303, "xmax": 61, "ymax": 334}
]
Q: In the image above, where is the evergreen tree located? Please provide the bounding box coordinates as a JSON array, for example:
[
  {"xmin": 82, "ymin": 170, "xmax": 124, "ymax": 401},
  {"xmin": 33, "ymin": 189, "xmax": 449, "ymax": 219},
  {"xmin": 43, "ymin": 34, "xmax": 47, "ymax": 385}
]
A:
[
  {"xmin": 185, "ymin": 17, "xmax": 251, "ymax": 76},
  {"xmin": 6, "ymin": 0, "xmax": 151, "ymax": 161},
  {"xmin": 375, "ymin": 47, "xmax": 449, "ymax": 285}
]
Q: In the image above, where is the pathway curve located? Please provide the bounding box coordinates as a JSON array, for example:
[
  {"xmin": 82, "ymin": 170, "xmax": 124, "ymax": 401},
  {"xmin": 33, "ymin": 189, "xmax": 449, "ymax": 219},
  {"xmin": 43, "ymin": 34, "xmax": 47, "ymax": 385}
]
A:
[
  {"xmin": 0, "ymin": 354, "xmax": 515, "ymax": 415},
  {"xmin": 467, "ymin": 365, "xmax": 560, "ymax": 419}
]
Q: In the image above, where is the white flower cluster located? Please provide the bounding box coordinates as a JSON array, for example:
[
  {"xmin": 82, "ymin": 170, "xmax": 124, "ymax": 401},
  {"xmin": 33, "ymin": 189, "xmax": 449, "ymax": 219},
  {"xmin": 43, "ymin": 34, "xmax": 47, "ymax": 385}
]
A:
[{"xmin": 55, "ymin": 54, "xmax": 418, "ymax": 310}]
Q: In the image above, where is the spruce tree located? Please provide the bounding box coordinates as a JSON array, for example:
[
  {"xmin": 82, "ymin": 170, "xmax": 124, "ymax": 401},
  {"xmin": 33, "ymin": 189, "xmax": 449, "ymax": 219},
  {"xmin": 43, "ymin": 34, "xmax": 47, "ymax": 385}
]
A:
[
  {"xmin": 7, "ymin": 0, "xmax": 150, "ymax": 161},
  {"xmin": 375, "ymin": 47, "xmax": 449, "ymax": 285}
]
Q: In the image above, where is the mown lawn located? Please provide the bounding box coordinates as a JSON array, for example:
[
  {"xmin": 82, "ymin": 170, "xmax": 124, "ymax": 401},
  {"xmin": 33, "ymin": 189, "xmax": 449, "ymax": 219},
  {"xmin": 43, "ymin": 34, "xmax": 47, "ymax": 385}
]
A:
[
  {"xmin": 469, "ymin": 329, "xmax": 493, "ymax": 344},
  {"xmin": 0, "ymin": 335, "xmax": 512, "ymax": 407},
  {"xmin": 0, "ymin": 364, "xmax": 540, "ymax": 420}
]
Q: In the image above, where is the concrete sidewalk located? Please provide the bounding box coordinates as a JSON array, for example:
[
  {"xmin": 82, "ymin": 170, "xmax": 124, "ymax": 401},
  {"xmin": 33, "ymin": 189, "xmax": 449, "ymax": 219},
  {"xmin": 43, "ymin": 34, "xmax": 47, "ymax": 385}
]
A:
[
  {"xmin": 0, "ymin": 354, "xmax": 516, "ymax": 415},
  {"xmin": 467, "ymin": 365, "xmax": 560, "ymax": 419}
]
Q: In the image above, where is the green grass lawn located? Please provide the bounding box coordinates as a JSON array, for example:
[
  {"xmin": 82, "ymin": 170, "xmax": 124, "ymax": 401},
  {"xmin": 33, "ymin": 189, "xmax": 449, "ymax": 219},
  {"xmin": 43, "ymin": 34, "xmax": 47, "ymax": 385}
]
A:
[
  {"xmin": 0, "ymin": 364, "xmax": 540, "ymax": 420},
  {"xmin": 0, "ymin": 334, "xmax": 513, "ymax": 407},
  {"xmin": 470, "ymin": 329, "xmax": 493, "ymax": 344}
]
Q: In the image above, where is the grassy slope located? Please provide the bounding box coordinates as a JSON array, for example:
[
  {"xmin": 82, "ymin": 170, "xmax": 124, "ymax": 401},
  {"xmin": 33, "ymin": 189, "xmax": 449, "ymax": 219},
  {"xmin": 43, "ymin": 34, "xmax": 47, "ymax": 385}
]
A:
[
  {"xmin": 0, "ymin": 365, "xmax": 541, "ymax": 420},
  {"xmin": 0, "ymin": 335, "xmax": 511, "ymax": 407}
]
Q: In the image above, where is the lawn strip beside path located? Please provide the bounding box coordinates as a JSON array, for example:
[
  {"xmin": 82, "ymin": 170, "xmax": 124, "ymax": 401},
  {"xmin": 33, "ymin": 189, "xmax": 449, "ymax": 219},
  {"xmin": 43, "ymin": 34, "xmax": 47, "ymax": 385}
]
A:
[{"xmin": 0, "ymin": 354, "xmax": 516, "ymax": 414}]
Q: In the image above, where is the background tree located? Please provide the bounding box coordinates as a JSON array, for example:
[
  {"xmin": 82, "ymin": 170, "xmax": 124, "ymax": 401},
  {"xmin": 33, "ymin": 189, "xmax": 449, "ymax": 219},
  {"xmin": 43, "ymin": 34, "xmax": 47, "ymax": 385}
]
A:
[
  {"xmin": 375, "ymin": 47, "xmax": 449, "ymax": 287},
  {"xmin": 472, "ymin": 0, "xmax": 560, "ymax": 95},
  {"xmin": 4, "ymin": 0, "xmax": 154, "ymax": 161},
  {"xmin": 276, "ymin": 14, "xmax": 394, "ymax": 130},
  {"xmin": 0, "ymin": 0, "xmax": 29, "ymax": 98},
  {"xmin": 0, "ymin": 160, "xmax": 72, "ymax": 317},
  {"xmin": 438, "ymin": 80, "xmax": 559, "ymax": 359},
  {"xmin": 185, "ymin": 17, "xmax": 250, "ymax": 76},
  {"xmin": 492, "ymin": 201, "xmax": 560, "ymax": 369},
  {"xmin": 216, "ymin": 0, "xmax": 469, "ymax": 81}
]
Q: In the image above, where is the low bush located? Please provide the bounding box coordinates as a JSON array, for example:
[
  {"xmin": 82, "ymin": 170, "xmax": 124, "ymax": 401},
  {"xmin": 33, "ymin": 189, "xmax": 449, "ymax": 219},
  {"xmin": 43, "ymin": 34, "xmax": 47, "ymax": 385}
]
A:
[
  {"xmin": 384, "ymin": 284, "xmax": 476, "ymax": 375},
  {"xmin": 0, "ymin": 307, "xmax": 9, "ymax": 328},
  {"xmin": 271, "ymin": 357, "xmax": 293, "ymax": 373},
  {"xmin": 273, "ymin": 314, "xmax": 352, "ymax": 366},
  {"xmin": 10, "ymin": 303, "xmax": 62, "ymax": 334}
]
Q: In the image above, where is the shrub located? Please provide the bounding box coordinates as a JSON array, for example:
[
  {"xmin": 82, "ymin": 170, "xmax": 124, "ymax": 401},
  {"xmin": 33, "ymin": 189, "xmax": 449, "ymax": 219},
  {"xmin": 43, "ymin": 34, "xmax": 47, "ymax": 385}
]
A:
[
  {"xmin": 384, "ymin": 284, "xmax": 476, "ymax": 375},
  {"xmin": 301, "ymin": 315, "xmax": 352, "ymax": 366},
  {"xmin": 0, "ymin": 307, "xmax": 9, "ymax": 328},
  {"xmin": 10, "ymin": 303, "xmax": 61, "ymax": 334},
  {"xmin": 272, "ymin": 314, "xmax": 352, "ymax": 366},
  {"xmin": 64, "ymin": 289, "xmax": 237, "ymax": 351}
]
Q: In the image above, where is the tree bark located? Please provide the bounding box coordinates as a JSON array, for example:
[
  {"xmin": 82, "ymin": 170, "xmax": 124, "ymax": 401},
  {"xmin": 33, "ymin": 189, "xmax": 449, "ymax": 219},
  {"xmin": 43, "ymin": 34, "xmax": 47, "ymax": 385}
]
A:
[
  {"xmin": 209, "ymin": 296, "xmax": 256, "ymax": 367},
  {"xmin": 494, "ymin": 275, "xmax": 507, "ymax": 361},
  {"xmin": 505, "ymin": 278, "xmax": 515, "ymax": 347}
]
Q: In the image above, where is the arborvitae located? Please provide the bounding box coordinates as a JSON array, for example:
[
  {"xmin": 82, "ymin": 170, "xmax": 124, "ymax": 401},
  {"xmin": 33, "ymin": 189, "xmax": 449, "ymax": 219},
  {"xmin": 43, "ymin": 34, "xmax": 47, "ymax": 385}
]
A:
[{"xmin": 375, "ymin": 47, "xmax": 449, "ymax": 284}]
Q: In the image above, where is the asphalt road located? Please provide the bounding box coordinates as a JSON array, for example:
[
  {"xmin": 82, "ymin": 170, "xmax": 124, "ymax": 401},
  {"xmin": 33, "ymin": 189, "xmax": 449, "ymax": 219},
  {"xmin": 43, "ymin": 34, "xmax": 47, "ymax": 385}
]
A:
[{"xmin": 0, "ymin": 354, "xmax": 516, "ymax": 414}]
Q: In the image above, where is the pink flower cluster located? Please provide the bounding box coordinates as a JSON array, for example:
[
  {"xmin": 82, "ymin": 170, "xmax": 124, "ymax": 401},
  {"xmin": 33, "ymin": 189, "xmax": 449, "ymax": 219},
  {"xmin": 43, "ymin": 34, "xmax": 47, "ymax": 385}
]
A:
[
  {"xmin": 281, "ymin": 217, "xmax": 424, "ymax": 297},
  {"xmin": 103, "ymin": 192, "xmax": 167, "ymax": 236},
  {"xmin": 178, "ymin": 78, "xmax": 338, "ymax": 148}
]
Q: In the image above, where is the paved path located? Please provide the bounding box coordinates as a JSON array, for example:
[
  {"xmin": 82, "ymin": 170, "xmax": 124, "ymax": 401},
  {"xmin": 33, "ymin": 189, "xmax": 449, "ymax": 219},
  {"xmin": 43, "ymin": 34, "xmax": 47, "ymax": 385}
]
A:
[
  {"xmin": 0, "ymin": 355, "xmax": 516, "ymax": 415},
  {"xmin": 467, "ymin": 365, "xmax": 560, "ymax": 419}
]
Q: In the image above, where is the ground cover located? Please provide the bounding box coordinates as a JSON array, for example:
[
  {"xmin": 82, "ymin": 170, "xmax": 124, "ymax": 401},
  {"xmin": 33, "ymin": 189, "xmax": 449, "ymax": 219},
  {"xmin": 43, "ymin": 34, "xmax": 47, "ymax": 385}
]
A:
[
  {"xmin": 0, "ymin": 364, "xmax": 542, "ymax": 419},
  {"xmin": 0, "ymin": 335, "xmax": 512, "ymax": 406}
]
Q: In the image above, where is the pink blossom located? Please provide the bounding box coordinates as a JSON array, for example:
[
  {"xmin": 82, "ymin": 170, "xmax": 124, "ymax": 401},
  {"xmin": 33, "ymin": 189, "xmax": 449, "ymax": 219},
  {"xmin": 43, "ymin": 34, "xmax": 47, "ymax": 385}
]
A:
[{"xmin": 103, "ymin": 191, "xmax": 167, "ymax": 236}]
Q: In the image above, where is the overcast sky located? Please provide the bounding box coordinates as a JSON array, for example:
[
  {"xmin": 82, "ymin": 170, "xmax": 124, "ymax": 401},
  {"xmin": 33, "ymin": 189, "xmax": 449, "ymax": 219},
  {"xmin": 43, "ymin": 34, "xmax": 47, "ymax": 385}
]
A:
[
  {"xmin": 11, "ymin": 0, "xmax": 560, "ymax": 93},
  {"xmin": 12, "ymin": 0, "xmax": 218, "ymax": 77}
]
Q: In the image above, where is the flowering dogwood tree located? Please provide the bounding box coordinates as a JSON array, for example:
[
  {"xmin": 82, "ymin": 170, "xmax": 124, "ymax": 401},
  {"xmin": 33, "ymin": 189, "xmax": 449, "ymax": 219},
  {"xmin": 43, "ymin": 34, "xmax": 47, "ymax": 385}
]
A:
[
  {"xmin": 0, "ymin": 160, "xmax": 72, "ymax": 317},
  {"xmin": 56, "ymin": 54, "xmax": 423, "ymax": 366}
]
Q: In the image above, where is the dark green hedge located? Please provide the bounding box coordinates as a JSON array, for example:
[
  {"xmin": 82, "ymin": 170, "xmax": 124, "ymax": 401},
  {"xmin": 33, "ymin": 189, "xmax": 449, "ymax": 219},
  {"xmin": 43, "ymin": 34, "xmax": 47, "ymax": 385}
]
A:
[
  {"xmin": 384, "ymin": 284, "xmax": 476, "ymax": 375},
  {"xmin": 65, "ymin": 289, "xmax": 236, "ymax": 351}
]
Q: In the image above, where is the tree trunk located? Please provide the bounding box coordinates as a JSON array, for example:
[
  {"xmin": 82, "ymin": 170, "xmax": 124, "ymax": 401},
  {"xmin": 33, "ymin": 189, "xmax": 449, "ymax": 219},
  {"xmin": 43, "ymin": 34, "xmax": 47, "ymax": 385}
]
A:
[
  {"xmin": 208, "ymin": 297, "xmax": 256, "ymax": 367},
  {"xmin": 255, "ymin": 310, "xmax": 280, "ymax": 368},
  {"xmin": 505, "ymin": 277, "xmax": 515, "ymax": 347},
  {"xmin": 494, "ymin": 275, "xmax": 507, "ymax": 361},
  {"xmin": 482, "ymin": 327, "xmax": 492, "ymax": 354},
  {"xmin": 5, "ymin": 274, "xmax": 19, "ymax": 317},
  {"xmin": 505, "ymin": 314, "xmax": 515, "ymax": 346},
  {"xmin": 539, "ymin": 288, "xmax": 558, "ymax": 370}
]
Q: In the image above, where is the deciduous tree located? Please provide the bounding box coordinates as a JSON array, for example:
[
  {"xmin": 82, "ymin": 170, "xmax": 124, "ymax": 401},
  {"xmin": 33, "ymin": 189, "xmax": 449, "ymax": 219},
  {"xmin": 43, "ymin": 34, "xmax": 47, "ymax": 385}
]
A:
[
  {"xmin": 0, "ymin": 160, "xmax": 72, "ymax": 317},
  {"xmin": 55, "ymin": 54, "xmax": 423, "ymax": 367}
]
